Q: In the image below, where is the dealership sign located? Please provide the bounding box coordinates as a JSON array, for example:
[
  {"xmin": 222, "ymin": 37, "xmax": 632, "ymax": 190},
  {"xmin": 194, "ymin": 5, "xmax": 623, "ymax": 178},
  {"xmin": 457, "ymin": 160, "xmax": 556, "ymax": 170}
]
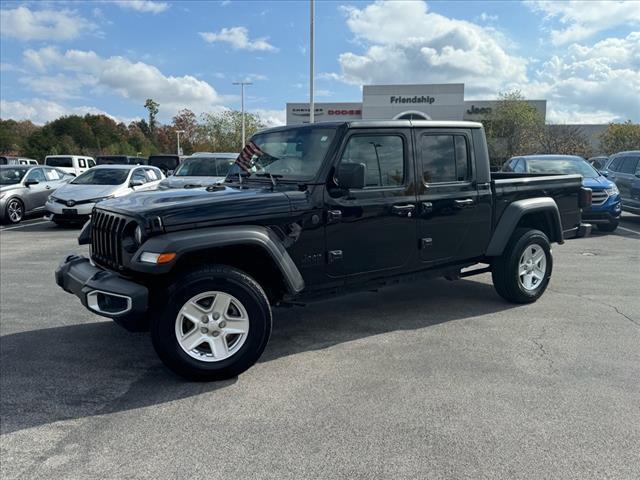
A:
[
  {"xmin": 466, "ymin": 105, "xmax": 492, "ymax": 115},
  {"xmin": 390, "ymin": 95, "xmax": 435, "ymax": 105}
]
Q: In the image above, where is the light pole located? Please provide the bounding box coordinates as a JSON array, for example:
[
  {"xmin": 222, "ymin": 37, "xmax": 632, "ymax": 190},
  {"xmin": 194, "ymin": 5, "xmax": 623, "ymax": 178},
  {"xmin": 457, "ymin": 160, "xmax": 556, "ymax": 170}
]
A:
[
  {"xmin": 232, "ymin": 81, "xmax": 252, "ymax": 147},
  {"xmin": 175, "ymin": 130, "xmax": 185, "ymax": 155},
  {"xmin": 309, "ymin": 0, "xmax": 315, "ymax": 124}
]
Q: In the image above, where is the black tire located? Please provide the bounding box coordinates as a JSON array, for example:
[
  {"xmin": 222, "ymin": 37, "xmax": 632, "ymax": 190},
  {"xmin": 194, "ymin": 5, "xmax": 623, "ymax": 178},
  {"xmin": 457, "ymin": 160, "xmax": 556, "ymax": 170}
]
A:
[
  {"xmin": 4, "ymin": 198, "xmax": 24, "ymax": 224},
  {"xmin": 596, "ymin": 220, "xmax": 618, "ymax": 232},
  {"xmin": 491, "ymin": 228, "xmax": 553, "ymax": 304},
  {"xmin": 151, "ymin": 265, "xmax": 272, "ymax": 381}
]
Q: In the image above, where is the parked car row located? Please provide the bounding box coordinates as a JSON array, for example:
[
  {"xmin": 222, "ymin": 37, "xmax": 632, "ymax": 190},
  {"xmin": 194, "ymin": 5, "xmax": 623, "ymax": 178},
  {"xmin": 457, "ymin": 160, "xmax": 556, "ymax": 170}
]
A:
[
  {"xmin": 1, "ymin": 152, "xmax": 237, "ymax": 224},
  {"xmin": 502, "ymin": 151, "xmax": 640, "ymax": 232}
]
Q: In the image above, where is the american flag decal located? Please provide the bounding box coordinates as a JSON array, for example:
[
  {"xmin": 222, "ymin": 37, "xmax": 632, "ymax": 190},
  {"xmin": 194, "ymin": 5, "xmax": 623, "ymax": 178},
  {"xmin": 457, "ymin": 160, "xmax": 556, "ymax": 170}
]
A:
[{"xmin": 235, "ymin": 141, "xmax": 263, "ymax": 172}]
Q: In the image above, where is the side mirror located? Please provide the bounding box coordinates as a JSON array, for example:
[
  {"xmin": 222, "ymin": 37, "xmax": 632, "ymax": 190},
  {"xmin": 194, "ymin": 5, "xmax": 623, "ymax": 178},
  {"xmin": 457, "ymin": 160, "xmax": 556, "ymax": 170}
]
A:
[
  {"xmin": 130, "ymin": 179, "xmax": 144, "ymax": 188},
  {"xmin": 600, "ymin": 171, "xmax": 608, "ymax": 177},
  {"xmin": 335, "ymin": 163, "xmax": 366, "ymax": 190},
  {"xmin": 24, "ymin": 180, "xmax": 39, "ymax": 187}
]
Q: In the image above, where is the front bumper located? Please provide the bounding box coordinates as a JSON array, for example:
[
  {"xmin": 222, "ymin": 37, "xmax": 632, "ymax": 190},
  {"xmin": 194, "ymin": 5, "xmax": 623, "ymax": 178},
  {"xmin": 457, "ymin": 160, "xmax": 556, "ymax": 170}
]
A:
[
  {"xmin": 46, "ymin": 200, "xmax": 95, "ymax": 218},
  {"xmin": 55, "ymin": 254, "xmax": 150, "ymax": 331}
]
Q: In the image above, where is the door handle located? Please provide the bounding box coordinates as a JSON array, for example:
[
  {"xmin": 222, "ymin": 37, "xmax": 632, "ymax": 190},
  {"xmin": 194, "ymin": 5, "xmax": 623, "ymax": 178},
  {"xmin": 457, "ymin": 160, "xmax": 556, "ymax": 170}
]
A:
[
  {"xmin": 391, "ymin": 204, "xmax": 415, "ymax": 217},
  {"xmin": 454, "ymin": 198, "xmax": 474, "ymax": 208},
  {"xmin": 327, "ymin": 209, "xmax": 342, "ymax": 223}
]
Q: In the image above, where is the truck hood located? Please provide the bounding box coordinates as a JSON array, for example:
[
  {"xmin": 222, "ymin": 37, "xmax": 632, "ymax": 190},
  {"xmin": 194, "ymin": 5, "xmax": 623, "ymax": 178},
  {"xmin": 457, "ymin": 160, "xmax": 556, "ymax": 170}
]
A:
[
  {"xmin": 99, "ymin": 184, "xmax": 293, "ymax": 228},
  {"xmin": 53, "ymin": 183, "xmax": 122, "ymax": 201},
  {"xmin": 159, "ymin": 175, "xmax": 226, "ymax": 189},
  {"xmin": 583, "ymin": 175, "xmax": 613, "ymax": 189}
]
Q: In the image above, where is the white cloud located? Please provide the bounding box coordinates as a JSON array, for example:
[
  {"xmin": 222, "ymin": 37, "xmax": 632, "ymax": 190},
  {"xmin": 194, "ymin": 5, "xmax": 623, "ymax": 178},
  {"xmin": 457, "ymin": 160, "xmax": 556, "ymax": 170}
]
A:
[
  {"xmin": 525, "ymin": 1, "xmax": 640, "ymax": 45},
  {"xmin": 0, "ymin": 98, "xmax": 130, "ymax": 125},
  {"xmin": 525, "ymin": 32, "xmax": 640, "ymax": 123},
  {"xmin": 253, "ymin": 108, "xmax": 286, "ymax": 127},
  {"xmin": 0, "ymin": 6, "xmax": 96, "ymax": 41},
  {"xmin": 331, "ymin": 1, "xmax": 527, "ymax": 96},
  {"xmin": 199, "ymin": 27, "xmax": 277, "ymax": 52},
  {"xmin": 112, "ymin": 1, "xmax": 169, "ymax": 14},
  {"xmin": 22, "ymin": 47, "xmax": 228, "ymax": 116}
]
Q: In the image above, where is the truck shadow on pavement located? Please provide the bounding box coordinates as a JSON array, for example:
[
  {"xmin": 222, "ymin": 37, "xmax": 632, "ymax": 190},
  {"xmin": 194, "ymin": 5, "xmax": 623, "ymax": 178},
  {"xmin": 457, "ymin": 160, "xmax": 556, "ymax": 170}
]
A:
[{"xmin": 1, "ymin": 277, "xmax": 514, "ymax": 434}]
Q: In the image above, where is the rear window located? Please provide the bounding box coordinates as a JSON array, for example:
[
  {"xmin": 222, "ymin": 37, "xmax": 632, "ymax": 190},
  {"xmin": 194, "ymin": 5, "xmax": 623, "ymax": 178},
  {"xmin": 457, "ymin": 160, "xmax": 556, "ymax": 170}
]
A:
[
  {"xmin": 148, "ymin": 155, "xmax": 180, "ymax": 172},
  {"xmin": 96, "ymin": 156, "xmax": 129, "ymax": 165},
  {"xmin": 46, "ymin": 157, "xmax": 73, "ymax": 168}
]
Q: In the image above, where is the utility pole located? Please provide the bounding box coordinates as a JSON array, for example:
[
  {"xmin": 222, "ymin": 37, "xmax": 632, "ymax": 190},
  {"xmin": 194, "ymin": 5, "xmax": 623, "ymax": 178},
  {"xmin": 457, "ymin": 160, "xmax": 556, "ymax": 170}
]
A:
[
  {"xmin": 309, "ymin": 0, "xmax": 315, "ymax": 124},
  {"xmin": 233, "ymin": 81, "xmax": 252, "ymax": 147},
  {"xmin": 175, "ymin": 130, "xmax": 185, "ymax": 156}
]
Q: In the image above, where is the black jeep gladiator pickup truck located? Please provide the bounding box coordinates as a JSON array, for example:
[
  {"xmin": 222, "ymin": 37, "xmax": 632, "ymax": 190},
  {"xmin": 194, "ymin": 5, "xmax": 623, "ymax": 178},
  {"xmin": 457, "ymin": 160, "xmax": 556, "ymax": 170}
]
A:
[{"xmin": 56, "ymin": 120, "xmax": 591, "ymax": 380}]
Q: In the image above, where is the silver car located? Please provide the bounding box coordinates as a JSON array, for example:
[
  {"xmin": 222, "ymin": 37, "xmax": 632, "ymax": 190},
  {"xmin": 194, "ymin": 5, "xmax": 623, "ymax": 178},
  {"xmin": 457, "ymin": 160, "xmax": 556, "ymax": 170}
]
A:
[
  {"xmin": 45, "ymin": 164, "xmax": 164, "ymax": 225},
  {"xmin": 0, "ymin": 165, "xmax": 73, "ymax": 224},
  {"xmin": 158, "ymin": 153, "xmax": 237, "ymax": 189}
]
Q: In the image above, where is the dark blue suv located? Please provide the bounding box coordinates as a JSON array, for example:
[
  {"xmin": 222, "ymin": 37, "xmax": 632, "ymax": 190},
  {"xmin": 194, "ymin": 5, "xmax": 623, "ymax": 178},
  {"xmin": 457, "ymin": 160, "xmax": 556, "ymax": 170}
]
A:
[
  {"xmin": 603, "ymin": 151, "xmax": 640, "ymax": 216},
  {"xmin": 502, "ymin": 155, "xmax": 621, "ymax": 232}
]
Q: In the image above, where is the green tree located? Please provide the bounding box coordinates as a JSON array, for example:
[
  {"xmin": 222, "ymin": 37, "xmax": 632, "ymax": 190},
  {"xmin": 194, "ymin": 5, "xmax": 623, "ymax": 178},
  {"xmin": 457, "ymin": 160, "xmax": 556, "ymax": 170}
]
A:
[
  {"xmin": 200, "ymin": 110, "xmax": 265, "ymax": 152},
  {"xmin": 483, "ymin": 91, "xmax": 545, "ymax": 166},
  {"xmin": 144, "ymin": 98, "xmax": 160, "ymax": 134},
  {"xmin": 599, "ymin": 121, "xmax": 640, "ymax": 154},
  {"xmin": 0, "ymin": 119, "xmax": 40, "ymax": 154},
  {"xmin": 538, "ymin": 125, "xmax": 593, "ymax": 158}
]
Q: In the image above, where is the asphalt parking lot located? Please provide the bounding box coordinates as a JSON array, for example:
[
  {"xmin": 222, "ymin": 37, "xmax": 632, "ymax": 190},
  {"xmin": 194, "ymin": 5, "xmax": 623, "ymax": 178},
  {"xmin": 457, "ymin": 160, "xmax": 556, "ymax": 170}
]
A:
[{"xmin": 1, "ymin": 216, "xmax": 639, "ymax": 479}]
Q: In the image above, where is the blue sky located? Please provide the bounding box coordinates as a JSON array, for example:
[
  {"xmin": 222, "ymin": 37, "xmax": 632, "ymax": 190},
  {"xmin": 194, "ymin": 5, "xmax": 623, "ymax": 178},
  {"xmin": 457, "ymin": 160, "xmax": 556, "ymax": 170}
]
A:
[{"xmin": 1, "ymin": 0, "xmax": 639, "ymax": 125}]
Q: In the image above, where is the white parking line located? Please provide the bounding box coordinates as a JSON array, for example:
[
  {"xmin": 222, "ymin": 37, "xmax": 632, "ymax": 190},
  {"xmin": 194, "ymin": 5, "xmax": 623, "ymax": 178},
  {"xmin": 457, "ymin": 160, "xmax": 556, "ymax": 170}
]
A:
[
  {"xmin": 618, "ymin": 225, "xmax": 640, "ymax": 235},
  {"xmin": 0, "ymin": 220, "xmax": 51, "ymax": 231}
]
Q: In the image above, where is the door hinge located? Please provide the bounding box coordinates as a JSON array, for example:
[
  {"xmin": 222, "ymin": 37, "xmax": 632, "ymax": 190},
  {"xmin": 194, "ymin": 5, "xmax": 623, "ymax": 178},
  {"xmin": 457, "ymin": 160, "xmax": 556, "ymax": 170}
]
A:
[
  {"xmin": 327, "ymin": 209, "xmax": 342, "ymax": 223},
  {"xmin": 420, "ymin": 237, "xmax": 433, "ymax": 249},
  {"xmin": 328, "ymin": 250, "xmax": 343, "ymax": 263}
]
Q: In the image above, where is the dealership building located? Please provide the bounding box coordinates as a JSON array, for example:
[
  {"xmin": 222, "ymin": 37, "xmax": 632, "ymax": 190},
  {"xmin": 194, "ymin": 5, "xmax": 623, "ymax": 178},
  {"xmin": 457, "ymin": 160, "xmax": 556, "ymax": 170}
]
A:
[
  {"xmin": 286, "ymin": 83, "xmax": 607, "ymax": 153},
  {"xmin": 286, "ymin": 83, "xmax": 547, "ymax": 124}
]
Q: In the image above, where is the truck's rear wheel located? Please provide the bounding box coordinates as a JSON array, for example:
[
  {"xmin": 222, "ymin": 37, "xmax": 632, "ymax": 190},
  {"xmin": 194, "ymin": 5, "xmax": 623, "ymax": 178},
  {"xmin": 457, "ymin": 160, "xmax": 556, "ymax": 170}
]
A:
[
  {"xmin": 491, "ymin": 228, "xmax": 552, "ymax": 303},
  {"xmin": 151, "ymin": 265, "xmax": 271, "ymax": 381}
]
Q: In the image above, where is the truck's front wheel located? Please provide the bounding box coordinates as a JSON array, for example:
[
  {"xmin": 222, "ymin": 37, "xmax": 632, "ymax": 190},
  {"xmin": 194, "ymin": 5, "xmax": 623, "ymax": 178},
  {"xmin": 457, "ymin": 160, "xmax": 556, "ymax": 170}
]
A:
[
  {"xmin": 151, "ymin": 265, "xmax": 272, "ymax": 381},
  {"xmin": 491, "ymin": 228, "xmax": 553, "ymax": 304}
]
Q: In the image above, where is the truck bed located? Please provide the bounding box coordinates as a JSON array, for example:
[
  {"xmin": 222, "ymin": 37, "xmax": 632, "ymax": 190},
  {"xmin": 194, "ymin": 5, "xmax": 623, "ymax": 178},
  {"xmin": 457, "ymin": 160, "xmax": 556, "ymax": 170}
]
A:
[{"xmin": 490, "ymin": 172, "xmax": 584, "ymax": 235}]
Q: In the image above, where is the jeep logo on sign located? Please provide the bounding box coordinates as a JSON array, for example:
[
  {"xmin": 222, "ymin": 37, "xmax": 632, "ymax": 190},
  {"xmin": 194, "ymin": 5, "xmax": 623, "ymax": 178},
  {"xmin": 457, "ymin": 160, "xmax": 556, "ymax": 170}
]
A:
[
  {"xmin": 466, "ymin": 105, "xmax": 492, "ymax": 115},
  {"xmin": 390, "ymin": 96, "xmax": 435, "ymax": 105}
]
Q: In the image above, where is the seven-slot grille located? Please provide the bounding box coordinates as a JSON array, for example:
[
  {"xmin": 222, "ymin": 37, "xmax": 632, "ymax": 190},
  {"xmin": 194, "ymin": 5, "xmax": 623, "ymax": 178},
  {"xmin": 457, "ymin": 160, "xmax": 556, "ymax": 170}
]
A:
[
  {"xmin": 91, "ymin": 210, "xmax": 128, "ymax": 269},
  {"xmin": 591, "ymin": 189, "xmax": 608, "ymax": 206}
]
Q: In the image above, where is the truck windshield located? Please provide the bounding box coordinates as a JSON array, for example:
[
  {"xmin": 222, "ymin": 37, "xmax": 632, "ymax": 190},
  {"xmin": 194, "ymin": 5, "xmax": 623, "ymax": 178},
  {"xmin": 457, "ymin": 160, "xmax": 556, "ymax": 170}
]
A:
[
  {"xmin": 174, "ymin": 157, "xmax": 235, "ymax": 177},
  {"xmin": 526, "ymin": 158, "xmax": 599, "ymax": 178},
  {"xmin": 72, "ymin": 168, "xmax": 129, "ymax": 185},
  {"xmin": 229, "ymin": 127, "xmax": 337, "ymax": 181}
]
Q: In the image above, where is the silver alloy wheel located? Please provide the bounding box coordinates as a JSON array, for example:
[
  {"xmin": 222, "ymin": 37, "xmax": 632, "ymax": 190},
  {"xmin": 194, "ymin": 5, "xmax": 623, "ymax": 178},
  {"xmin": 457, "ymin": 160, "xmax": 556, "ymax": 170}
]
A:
[
  {"xmin": 7, "ymin": 200, "xmax": 23, "ymax": 223},
  {"xmin": 518, "ymin": 243, "xmax": 547, "ymax": 291},
  {"xmin": 175, "ymin": 290, "xmax": 250, "ymax": 362}
]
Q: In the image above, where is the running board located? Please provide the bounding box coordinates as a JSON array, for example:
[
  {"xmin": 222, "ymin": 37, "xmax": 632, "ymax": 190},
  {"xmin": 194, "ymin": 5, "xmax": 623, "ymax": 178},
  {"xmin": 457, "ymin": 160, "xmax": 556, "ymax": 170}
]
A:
[{"xmin": 445, "ymin": 266, "xmax": 492, "ymax": 281}]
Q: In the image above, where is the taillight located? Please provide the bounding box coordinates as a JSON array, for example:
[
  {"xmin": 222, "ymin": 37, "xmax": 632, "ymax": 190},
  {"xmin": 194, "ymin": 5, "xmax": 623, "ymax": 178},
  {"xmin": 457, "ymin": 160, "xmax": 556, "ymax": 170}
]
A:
[{"xmin": 579, "ymin": 187, "xmax": 592, "ymax": 208}]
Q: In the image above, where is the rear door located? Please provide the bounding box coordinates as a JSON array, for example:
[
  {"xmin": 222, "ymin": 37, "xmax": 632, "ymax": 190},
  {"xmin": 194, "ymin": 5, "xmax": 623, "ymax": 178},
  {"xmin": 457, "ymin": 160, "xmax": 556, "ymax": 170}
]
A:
[
  {"xmin": 324, "ymin": 128, "xmax": 418, "ymax": 278},
  {"xmin": 414, "ymin": 129, "xmax": 488, "ymax": 264}
]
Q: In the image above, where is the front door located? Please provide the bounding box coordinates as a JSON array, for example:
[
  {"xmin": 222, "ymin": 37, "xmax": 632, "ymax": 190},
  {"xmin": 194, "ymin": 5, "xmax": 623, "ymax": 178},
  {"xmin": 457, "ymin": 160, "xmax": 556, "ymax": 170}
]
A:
[
  {"xmin": 325, "ymin": 129, "xmax": 418, "ymax": 278},
  {"xmin": 414, "ymin": 129, "xmax": 490, "ymax": 264},
  {"xmin": 23, "ymin": 168, "xmax": 50, "ymax": 211}
]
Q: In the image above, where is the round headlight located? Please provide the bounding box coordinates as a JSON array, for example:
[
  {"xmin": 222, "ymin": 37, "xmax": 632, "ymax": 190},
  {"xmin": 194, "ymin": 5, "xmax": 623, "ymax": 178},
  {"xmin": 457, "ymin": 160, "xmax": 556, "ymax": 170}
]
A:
[{"xmin": 134, "ymin": 225, "xmax": 144, "ymax": 244}]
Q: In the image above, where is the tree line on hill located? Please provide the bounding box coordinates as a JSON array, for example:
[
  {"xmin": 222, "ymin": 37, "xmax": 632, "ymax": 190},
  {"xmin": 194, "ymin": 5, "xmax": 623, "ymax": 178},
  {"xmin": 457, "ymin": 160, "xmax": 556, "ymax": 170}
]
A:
[
  {"xmin": 1, "ymin": 94, "xmax": 639, "ymax": 165},
  {"xmin": 0, "ymin": 99, "xmax": 266, "ymax": 161}
]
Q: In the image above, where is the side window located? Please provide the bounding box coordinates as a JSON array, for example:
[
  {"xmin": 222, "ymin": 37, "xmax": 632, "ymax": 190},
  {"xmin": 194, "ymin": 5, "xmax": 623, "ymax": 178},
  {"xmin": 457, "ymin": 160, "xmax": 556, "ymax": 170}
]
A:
[
  {"xmin": 144, "ymin": 167, "xmax": 159, "ymax": 181},
  {"xmin": 44, "ymin": 168, "xmax": 60, "ymax": 181},
  {"xmin": 619, "ymin": 157, "xmax": 639, "ymax": 174},
  {"xmin": 420, "ymin": 134, "xmax": 470, "ymax": 183},
  {"xmin": 340, "ymin": 135, "xmax": 404, "ymax": 188},
  {"xmin": 608, "ymin": 157, "xmax": 621, "ymax": 171},
  {"xmin": 132, "ymin": 169, "xmax": 148, "ymax": 184},
  {"xmin": 88, "ymin": 159, "xmax": 96, "ymax": 168},
  {"xmin": 78, "ymin": 158, "xmax": 87, "ymax": 168},
  {"xmin": 513, "ymin": 159, "xmax": 526, "ymax": 173},
  {"xmin": 26, "ymin": 168, "xmax": 45, "ymax": 182}
]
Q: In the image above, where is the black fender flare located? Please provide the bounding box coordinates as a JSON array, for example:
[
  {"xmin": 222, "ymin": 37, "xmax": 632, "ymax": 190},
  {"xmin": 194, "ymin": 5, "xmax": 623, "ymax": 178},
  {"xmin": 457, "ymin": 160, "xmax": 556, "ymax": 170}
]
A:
[
  {"xmin": 130, "ymin": 225, "xmax": 305, "ymax": 294},
  {"xmin": 486, "ymin": 197, "xmax": 563, "ymax": 256}
]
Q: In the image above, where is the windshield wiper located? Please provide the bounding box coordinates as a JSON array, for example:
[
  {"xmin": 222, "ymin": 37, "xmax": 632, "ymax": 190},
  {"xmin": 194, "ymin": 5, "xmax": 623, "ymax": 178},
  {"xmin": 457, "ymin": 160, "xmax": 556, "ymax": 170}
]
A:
[{"xmin": 255, "ymin": 173, "xmax": 282, "ymax": 188}]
